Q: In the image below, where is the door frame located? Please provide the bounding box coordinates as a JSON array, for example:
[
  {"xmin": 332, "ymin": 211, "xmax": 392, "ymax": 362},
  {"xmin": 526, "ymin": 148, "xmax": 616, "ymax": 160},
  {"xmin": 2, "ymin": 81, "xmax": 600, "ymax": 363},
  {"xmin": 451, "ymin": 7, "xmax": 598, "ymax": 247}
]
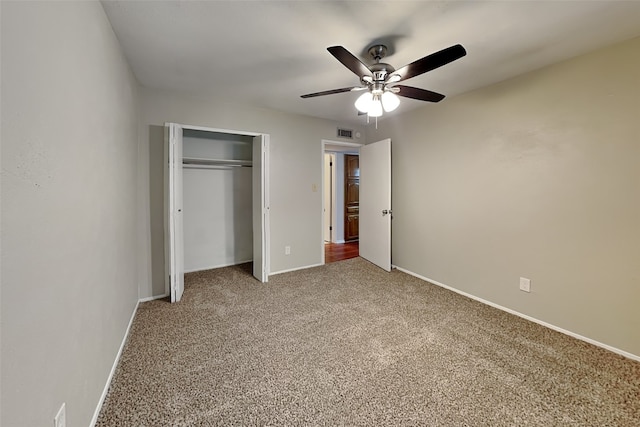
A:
[
  {"xmin": 321, "ymin": 139, "xmax": 363, "ymax": 265},
  {"xmin": 323, "ymin": 153, "xmax": 335, "ymax": 243},
  {"xmin": 165, "ymin": 123, "xmax": 271, "ymax": 299}
]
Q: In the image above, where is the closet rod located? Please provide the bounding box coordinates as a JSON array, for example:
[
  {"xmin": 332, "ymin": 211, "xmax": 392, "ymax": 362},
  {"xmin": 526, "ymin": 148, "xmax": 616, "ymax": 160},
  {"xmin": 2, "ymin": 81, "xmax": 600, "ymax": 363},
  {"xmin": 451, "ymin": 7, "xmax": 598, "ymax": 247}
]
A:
[
  {"xmin": 183, "ymin": 164, "xmax": 252, "ymax": 170},
  {"xmin": 182, "ymin": 157, "xmax": 253, "ymax": 167}
]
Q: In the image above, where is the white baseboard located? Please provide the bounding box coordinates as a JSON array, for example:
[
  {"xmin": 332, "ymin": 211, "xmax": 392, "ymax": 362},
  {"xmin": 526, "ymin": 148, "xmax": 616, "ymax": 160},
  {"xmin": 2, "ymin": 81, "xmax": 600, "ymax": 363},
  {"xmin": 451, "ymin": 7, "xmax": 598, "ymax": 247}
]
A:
[
  {"xmin": 393, "ymin": 265, "xmax": 640, "ymax": 363},
  {"xmin": 90, "ymin": 299, "xmax": 140, "ymax": 426},
  {"xmin": 139, "ymin": 293, "xmax": 169, "ymax": 303},
  {"xmin": 270, "ymin": 263, "xmax": 323, "ymax": 276}
]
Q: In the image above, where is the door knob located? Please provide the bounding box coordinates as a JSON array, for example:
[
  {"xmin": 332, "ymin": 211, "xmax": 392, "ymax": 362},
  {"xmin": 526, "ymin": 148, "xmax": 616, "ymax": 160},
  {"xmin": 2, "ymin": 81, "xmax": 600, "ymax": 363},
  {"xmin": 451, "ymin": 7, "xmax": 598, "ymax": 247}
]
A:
[{"xmin": 382, "ymin": 209, "xmax": 392, "ymax": 216}]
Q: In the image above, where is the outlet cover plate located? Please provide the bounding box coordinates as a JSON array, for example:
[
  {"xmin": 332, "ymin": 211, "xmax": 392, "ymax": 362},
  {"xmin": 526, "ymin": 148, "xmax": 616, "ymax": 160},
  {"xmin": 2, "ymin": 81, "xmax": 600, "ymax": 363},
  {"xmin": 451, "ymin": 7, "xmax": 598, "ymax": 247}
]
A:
[{"xmin": 520, "ymin": 277, "xmax": 531, "ymax": 293}]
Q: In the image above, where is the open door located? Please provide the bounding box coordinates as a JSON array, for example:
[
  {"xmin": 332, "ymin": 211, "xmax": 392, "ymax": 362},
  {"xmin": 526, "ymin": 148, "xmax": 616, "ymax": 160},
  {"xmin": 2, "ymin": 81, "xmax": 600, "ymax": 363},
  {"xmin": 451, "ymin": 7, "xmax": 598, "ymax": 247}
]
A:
[
  {"xmin": 252, "ymin": 134, "xmax": 269, "ymax": 282},
  {"xmin": 167, "ymin": 123, "xmax": 185, "ymax": 302},
  {"xmin": 359, "ymin": 138, "xmax": 392, "ymax": 271}
]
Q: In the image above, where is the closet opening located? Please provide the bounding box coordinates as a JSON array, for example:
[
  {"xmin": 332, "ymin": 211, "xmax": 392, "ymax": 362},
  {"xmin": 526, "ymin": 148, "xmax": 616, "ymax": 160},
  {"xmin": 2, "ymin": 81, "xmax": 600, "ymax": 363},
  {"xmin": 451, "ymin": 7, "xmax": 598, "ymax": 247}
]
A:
[
  {"xmin": 182, "ymin": 129, "xmax": 254, "ymax": 273},
  {"xmin": 166, "ymin": 123, "xmax": 270, "ymax": 302}
]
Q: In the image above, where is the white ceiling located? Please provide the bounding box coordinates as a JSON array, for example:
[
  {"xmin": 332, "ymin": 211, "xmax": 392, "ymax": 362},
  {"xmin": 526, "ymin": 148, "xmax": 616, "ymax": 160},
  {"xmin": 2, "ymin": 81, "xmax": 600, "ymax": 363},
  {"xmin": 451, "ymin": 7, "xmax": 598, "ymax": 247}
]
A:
[{"xmin": 101, "ymin": 1, "xmax": 640, "ymax": 125}]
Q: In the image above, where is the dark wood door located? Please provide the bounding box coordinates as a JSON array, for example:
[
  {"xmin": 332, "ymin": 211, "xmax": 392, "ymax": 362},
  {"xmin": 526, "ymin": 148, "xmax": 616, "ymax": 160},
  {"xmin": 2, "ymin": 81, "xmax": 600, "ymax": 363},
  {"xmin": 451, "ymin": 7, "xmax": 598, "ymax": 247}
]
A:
[{"xmin": 344, "ymin": 154, "xmax": 359, "ymax": 241}]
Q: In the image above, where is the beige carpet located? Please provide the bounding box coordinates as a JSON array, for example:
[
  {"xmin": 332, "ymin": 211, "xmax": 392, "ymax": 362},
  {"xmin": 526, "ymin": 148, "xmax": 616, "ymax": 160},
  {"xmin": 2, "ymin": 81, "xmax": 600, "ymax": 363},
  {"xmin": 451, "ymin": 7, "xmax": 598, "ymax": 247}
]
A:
[{"xmin": 96, "ymin": 258, "xmax": 639, "ymax": 426}]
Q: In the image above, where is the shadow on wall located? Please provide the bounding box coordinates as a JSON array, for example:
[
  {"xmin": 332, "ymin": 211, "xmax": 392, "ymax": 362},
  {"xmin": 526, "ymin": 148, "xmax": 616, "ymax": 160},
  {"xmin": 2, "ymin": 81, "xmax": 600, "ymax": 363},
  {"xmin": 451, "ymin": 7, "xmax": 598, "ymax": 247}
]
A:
[
  {"xmin": 232, "ymin": 165, "xmax": 253, "ymax": 268},
  {"xmin": 148, "ymin": 125, "xmax": 166, "ymax": 296}
]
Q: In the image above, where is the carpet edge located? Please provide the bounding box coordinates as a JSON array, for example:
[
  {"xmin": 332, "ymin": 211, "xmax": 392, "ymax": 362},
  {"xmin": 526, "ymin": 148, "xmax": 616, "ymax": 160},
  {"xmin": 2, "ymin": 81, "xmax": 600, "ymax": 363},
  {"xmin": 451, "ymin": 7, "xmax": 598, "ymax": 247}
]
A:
[
  {"xmin": 89, "ymin": 299, "xmax": 140, "ymax": 427},
  {"xmin": 393, "ymin": 265, "xmax": 640, "ymax": 362}
]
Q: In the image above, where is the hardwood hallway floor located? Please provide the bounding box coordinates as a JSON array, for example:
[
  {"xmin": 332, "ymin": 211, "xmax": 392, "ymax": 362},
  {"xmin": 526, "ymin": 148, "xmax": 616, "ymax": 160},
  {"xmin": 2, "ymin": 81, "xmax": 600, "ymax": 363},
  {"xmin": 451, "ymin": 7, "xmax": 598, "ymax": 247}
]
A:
[{"xmin": 324, "ymin": 241, "xmax": 359, "ymax": 263}]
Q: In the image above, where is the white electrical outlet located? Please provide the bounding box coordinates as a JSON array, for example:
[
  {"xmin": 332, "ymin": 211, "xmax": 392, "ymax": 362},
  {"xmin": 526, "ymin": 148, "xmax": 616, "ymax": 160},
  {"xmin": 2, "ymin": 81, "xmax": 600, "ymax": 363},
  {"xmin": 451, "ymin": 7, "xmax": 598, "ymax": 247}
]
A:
[
  {"xmin": 54, "ymin": 403, "xmax": 66, "ymax": 427},
  {"xmin": 520, "ymin": 277, "xmax": 531, "ymax": 293},
  {"xmin": 285, "ymin": 246, "xmax": 291, "ymax": 255}
]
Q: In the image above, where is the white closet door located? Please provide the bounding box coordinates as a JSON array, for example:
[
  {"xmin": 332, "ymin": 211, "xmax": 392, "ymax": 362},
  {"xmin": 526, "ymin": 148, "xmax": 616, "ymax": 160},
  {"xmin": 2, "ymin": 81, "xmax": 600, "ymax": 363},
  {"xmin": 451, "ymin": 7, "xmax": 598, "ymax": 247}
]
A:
[
  {"xmin": 168, "ymin": 123, "xmax": 185, "ymax": 301},
  {"xmin": 252, "ymin": 134, "xmax": 269, "ymax": 282},
  {"xmin": 359, "ymin": 138, "xmax": 392, "ymax": 272}
]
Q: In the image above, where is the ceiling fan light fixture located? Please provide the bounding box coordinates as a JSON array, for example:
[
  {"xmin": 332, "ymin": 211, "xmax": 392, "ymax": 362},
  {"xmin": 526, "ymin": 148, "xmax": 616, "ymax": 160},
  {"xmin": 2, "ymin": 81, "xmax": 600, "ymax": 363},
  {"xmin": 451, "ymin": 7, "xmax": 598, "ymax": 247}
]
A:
[
  {"xmin": 381, "ymin": 91, "xmax": 400, "ymax": 112},
  {"xmin": 368, "ymin": 96, "xmax": 383, "ymax": 117},
  {"xmin": 302, "ymin": 43, "xmax": 466, "ymax": 119},
  {"xmin": 355, "ymin": 91, "xmax": 373, "ymax": 113}
]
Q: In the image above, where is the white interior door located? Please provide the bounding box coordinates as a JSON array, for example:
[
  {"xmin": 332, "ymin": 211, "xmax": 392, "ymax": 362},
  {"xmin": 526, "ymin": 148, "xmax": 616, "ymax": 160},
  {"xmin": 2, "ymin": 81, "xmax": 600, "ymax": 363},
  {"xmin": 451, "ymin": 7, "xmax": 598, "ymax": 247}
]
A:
[
  {"xmin": 167, "ymin": 123, "xmax": 185, "ymax": 302},
  {"xmin": 253, "ymin": 134, "xmax": 269, "ymax": 282},
  {"xmin": 359, "ymin": 138, "xmax": 392, "ymax": 271}
]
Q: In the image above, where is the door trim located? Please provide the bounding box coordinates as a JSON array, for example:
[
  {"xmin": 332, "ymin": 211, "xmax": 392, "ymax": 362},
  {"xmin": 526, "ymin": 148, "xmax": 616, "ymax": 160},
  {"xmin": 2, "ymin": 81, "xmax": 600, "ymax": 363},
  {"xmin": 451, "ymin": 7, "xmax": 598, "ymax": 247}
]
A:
[{"xmin": 323, "ymin": 153, "xmax": 335, "ymax": 243}]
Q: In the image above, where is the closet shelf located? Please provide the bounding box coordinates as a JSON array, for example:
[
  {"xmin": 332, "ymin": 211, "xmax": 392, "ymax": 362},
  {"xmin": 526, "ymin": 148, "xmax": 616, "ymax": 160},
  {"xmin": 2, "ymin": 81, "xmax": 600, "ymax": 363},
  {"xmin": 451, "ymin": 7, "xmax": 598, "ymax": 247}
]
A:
[{"xmin": 182, "ymin": 157, "xmax": 252, "ymax": 167}]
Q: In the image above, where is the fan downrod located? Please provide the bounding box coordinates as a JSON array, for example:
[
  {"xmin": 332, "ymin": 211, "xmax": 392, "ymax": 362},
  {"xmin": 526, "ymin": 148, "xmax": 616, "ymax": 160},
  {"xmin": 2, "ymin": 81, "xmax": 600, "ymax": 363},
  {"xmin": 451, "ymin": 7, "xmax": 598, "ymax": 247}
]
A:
[
  {"xmin": 367, "ymin": 45, "xmax": 395, "ymax": 81},
  {"xmin": 368, "ymin": 44, "xmax": 388, "ymax": 62}
]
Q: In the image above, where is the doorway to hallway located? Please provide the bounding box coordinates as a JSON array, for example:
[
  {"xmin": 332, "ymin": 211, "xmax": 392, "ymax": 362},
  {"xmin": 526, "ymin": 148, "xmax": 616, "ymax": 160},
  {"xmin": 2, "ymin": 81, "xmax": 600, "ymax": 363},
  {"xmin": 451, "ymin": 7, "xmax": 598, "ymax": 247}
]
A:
[
  {"xmin": 322, "ymin": 140, "xmax": 362, "ymax": 265},
  {"xmin": 324, "ymin": 241, "xmax": 359, "ymax": 263}
]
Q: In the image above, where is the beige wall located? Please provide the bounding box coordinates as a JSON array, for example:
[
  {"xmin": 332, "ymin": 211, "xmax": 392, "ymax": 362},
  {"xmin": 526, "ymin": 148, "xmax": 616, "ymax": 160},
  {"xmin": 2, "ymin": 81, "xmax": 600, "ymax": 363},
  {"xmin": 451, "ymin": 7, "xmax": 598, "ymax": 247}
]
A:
[
  {"xmin": 368, "ymin": 37, "xmax": 640, "ymax": 357},
  {"xmin": 1, "ymin": 2, "xmax": 140, "ymax": 426},
  {"xmin": 137, "ymin": 88, "xmax": 364, "ymax": 298}
]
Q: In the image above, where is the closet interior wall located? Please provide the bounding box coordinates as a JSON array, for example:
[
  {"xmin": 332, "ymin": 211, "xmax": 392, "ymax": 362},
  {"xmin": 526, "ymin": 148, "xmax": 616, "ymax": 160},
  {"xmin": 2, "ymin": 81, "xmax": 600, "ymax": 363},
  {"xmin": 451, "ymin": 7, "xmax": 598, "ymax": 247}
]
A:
[{"xmin": 182, "ymin": 129, "xmax": 253, "ymax": 272}]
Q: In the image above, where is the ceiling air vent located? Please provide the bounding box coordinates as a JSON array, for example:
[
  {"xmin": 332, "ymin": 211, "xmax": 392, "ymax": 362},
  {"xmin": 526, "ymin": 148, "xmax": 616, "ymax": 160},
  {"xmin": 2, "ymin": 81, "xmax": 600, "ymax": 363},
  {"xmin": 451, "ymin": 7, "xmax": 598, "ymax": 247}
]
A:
[{"xmin": 337, "ymin": 128, "xmax": 353, "ymax": 139}]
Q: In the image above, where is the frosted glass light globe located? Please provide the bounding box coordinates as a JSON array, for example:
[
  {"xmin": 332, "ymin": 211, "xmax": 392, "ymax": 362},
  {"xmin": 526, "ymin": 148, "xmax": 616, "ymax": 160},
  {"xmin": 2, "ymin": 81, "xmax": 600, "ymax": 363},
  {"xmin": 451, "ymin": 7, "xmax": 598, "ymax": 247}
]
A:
[
  {"xmin": 355, "ymin": 92, "xmax": 373, "ymax": 113},
  {"xmin": 381, "ymin": 91, "xmax": 400, "ymax": 112},
  {"xmin": 368, "ymin": 98, "xmax": 383, "ymax": 117}
]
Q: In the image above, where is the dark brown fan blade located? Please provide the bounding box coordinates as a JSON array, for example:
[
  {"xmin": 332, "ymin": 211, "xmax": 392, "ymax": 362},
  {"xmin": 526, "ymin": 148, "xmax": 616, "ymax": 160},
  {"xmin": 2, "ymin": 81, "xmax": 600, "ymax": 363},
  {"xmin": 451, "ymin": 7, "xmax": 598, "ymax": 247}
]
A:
[
  {"xmin": 301, "ymin": 87, "xmax": 357, "ymax": 98},
  {"xmin": 327, "ymin": 46, "xmax": 371, "ymax": 79},
  {"xmin": 395, "ymin": 85, "xmax": 445, "ymax": 102},
  {"xmin": 393, "ymin": 44, "xmax": 466, "ymax": 82}
]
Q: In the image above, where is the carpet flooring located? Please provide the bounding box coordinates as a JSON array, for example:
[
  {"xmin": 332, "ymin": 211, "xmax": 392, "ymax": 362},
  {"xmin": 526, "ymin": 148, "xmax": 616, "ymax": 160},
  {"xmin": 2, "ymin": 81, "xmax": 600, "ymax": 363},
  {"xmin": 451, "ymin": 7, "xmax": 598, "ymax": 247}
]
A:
[{"xmin": 96, "ymin": 258, "xmax": 640, "ymax": 426}]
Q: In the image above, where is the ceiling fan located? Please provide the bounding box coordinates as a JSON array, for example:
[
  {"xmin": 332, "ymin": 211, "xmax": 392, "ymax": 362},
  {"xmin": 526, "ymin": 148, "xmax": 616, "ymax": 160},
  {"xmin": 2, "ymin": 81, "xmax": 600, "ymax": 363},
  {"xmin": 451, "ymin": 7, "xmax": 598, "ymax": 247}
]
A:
[{"xmin": 301, "ymin": 43, "xmax": 467, "ymax": 117}]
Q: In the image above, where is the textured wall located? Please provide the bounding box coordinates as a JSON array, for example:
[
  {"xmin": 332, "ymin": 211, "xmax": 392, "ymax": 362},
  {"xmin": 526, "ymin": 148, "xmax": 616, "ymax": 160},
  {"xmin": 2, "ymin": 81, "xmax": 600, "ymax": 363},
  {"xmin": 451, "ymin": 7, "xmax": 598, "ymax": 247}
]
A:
[
  {"xmin": 367, "ymin": 37, "xmax": 640, "ymax": 357},
  {"xmin": 1, "ymin": 2, "xmax": 140, "ymax": 425}
]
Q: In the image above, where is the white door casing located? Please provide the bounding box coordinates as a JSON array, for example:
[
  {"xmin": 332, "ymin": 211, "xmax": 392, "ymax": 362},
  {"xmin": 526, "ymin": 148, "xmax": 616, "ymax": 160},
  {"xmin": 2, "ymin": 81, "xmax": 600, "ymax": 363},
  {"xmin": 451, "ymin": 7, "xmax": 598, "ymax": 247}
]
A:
[
  {"xmin": 323, "ymin": 153, "xmax": 333, "ymax": 242},
  {"xmin": 167, "ymin": 123, "xmax": 185, "ymax": 302},
  {"xmin": 252, "ymin": 134, "xmax": 270, "ymax": 282},
  {"xmin": 359, "ymin": 138, "xmax": 392, "ymax": 272}
]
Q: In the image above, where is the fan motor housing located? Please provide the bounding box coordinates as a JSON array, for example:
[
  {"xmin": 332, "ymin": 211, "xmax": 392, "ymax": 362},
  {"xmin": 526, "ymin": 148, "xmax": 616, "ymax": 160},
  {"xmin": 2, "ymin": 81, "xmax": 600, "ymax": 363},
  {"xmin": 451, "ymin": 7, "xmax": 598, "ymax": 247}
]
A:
[
  {"xmin": 368, "ymin": 45, "xmax": 395, "ymax": 82},
  {"xmin": 370, "ymin": 63, "xmax": 395, "ymax": 82}
]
